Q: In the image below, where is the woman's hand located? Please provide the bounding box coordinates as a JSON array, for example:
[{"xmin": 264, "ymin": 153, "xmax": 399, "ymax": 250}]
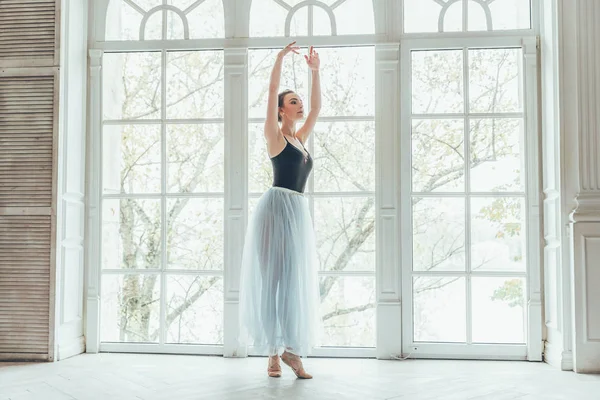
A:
[
  {"xmin": 304, "ymin": 46, "xmax": 320, "ymax": 71},
  {"xmin": 278, "ymin": 41, "xmax": 300, "ymax": 58}
]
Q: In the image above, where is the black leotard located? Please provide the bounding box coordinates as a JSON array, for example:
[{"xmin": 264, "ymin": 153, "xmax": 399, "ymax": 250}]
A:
[{"xmin": 270, "ymin": 136, "xmax": 313, "ymax": 193}]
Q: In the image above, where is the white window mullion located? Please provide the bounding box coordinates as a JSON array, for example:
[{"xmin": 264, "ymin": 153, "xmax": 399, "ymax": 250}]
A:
[
  {"xmin": 86, "ymin": 49, "xmax": 104, "ymax": 354},
  {"xmin": 462, "ymin": 0, "xmax": 468, "ymax": 32},
  {"xmin": 223, "ymin": 47, "xmax": 249, "ymax": 357},
  {"xmin": 375, "ymin": 43, "xmax": 402, "ymax": 359},
  {"xmin": 463, "ymin": 46, "xmax": 473, "ymax": 346},
  {"xmin": 160, "ymin": 49, "xmax": 168, "ymax": 347},
  {"xmin": 523, "ymin": 36, "xmax": 543, "ymax": 361},
  {"xmin": 162, "ymin": 5, "xmax": 167, "ymax": 41},
  {"xmin": 400, "ymin": 42, "xmax": 414, "ymax": 357},
  {"xmin": 308, "ymin": 5, "xmax": 314, "ymax": 37}
]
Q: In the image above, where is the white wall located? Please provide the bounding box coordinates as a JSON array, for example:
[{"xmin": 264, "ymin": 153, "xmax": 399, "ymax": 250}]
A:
[{"xmin": 542, "ymin": 0, "xmax": 600, "ymax": 373}]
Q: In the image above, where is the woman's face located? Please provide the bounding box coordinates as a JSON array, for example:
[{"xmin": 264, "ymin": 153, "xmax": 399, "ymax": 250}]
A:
[{"xmin": 280, "ymin": 92, "xmax": 304, "ymax": 122}]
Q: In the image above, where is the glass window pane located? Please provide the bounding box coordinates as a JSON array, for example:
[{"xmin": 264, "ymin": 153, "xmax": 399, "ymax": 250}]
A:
[
  {"xmin": 105, "ymin": 0, "xmax": 144, "ymax": 41},
  {"xmin": 313, "ymin": 197, "xmax": 375, "ymax": 272},
  {"xmin": 102, "ymin": 198, "xmax": 161, "ymax": 270},
  {"xmin": 487, "ymin": 0, "xmax": 531, "ymax": 31},
  {"xmin": 248, "ymin": 49, "xmax": 309, "ymax": 119},
  {"xmin": 166, "ymin": 9, "xmax": 185, "ymax": 40},
  {"xmin": 472, "ymin": 277, "xmax": 526, "ymax": 343},
  {"xmin": 443, "ymin": 1, "xmax": 463, "ymax": 32},
  {"xmin": 413, "ymin": 197, "xmax": 466, "ymax": 272},
  {"xmin": 313, "ymin": 6, "xmax": 334, "ymax": 36},
  {"xmin": 289, "ymin": 6, "xmax": 308, "ymax": 36},
  {"xmin": 142, "ymin": 9, "xmax": 163, "ymax": 40},
  {"xmin": 103, "ymin": 52, "xmax": 161, "ymax": 120},
  {"xmin": 334, "ymin": 0, "xmax": 375, "ymax": 35},
  {"xmin": 469, "ymin": 48, "xmax": 523, "ymax": 113},
  {"xmin": 471, "ymin": 197, "xmax": 526, "ymax": 272},
  {"xmin": 101, "ymin": 274, "xmax": 161, "ymax": 342},
  {"xmin": 166, "ymin": 51, "xmax": 224, "ymax": 119},
  {"xmin": 135, "ymin": 0, "xmax": 162, "ymax": 10},
  {"xmin": 249, "ymin": 0, "xmax": 288, "ymax": 37},
  {"xmin": 248, "ymin": 123, "xmax": 272, "ymax": 194},
  {"xmin": 319, "ymin": 276, "xmax": 375, "ymax": 347},
  {"xmin": 103, "ymin": 125, "xmax": 161, "ymax": 195},
  {"xmin": 413, "ymin": 276, "xmax": 466, "ymax": 342},
  {"xmin": 167, "ymin": 198, "xmax": 224, "ymax": 270},
  {"xmin": 403, "ymin": 0, "xmax": 442, "ymax": 33},
  {"xmin": 319, "ymin": 47, "xmax": 375, "ymax": 117},
  {"xmin": 313, "ymin": 121, "xmax": 375, "ymax": 192},
  {"xmin": 188, "ymin": 0, "xmax": 225, "ymax": 38},
  {"xmin": 412, "ymin": 119, "xmax": 465, "ymax": 193},
  {"xmin": 412, "ymin": 50, "xmax": 464, "ymax": 114},
  {"xmin": 470, "ymin": 119, "xmax": 525, "ymax": 192},
  {"xmin": 166, "ymin": 0, "xmax": 196, "ymax": 10},
  {"xmin": 165, "ymin": 275, "xmax": 223, "ymax": 344},
  {"xmin": 467, "ymin": 1, "xmax": 488, "ymax": 31},
  {"xmin": 167, "ymin": 124, "xmax": 224, "ymax": 193}
]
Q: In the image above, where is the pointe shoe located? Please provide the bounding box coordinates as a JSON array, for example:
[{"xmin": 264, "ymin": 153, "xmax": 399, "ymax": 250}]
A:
[
  {"xmin": 281, "ymin": 351, "xmax": 313, "ymax": 379},
  {"xmin": 267, "ymin": 355, "xmax": 282, "ymax": 378}
]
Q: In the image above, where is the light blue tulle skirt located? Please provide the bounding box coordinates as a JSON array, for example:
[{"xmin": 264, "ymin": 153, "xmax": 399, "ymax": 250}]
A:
[{"xmin": 238, "ymin": 186, "xmax": 321, "ymax": 358}]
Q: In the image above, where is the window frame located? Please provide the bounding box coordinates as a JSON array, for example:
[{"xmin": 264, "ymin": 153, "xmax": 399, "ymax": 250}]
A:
[
  {"xmin": 86, "ymin": 0, "xmax": 541, "ymax": 360},
  {"xmin": 400, "ymin": 35, "xmax": 541, "ymax": 359}
]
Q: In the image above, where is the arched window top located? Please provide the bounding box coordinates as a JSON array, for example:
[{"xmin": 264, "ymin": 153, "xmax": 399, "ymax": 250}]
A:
[
  {"xmin": 249, "ymin": 0, "xmax": 375, "ymax": 37},
  {"xmin": 403, "ymin": 0, "xmax": 531, "ymax": 33},
  {"xmin": 105, "ymin": 0, "xmax": 224, "ymax": 41}
]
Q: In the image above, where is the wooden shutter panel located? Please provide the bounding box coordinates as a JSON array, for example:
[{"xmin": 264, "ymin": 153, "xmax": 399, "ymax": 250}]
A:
[
  {"xmin": 0, "ymin": 0, "xmax": 58, "ymax": 66},
  {"xmin": 0, "ymin": 0, "xmax": 59, "ymax": 361}
]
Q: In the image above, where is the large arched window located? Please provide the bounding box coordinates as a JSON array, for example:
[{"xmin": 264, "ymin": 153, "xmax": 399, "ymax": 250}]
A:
[
  {"xmin": 247, "ymin": 0, "xmax": 378, "ymax": 350},
  {"xmin": 97, "ymin": 0, "xmax": 226, "ymax": 349},
  {"xmin": 88, "ymin": 0, "xmax": 541, "ymax": 361},
  {"xmin": 401, "ymin": 0, "xmax": 539, "ymax": 359}
]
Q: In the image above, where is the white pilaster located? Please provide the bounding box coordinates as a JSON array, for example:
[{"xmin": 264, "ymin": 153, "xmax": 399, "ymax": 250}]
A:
[
  {"xmin": 570, "ymin": 0, "xmax": 600, "ymax": 374},
  {"xmin": 539, "ymin": 0, "xmax": 572, "ymax": 371},
  {"xmin": 557, "ymin": 0, "xmax": 600, "ymax": 373},
  {"xmin": 375, "ymin": 43, "xmax": 402, "ymax": 359},
  {"xmin": 85, "ymin": 49, "xmax": 103, "ymax": 354},
  {"xmin": 54, "ymin": 0, "xmax": 89, "ymax": 361},
  {"xmin": 223, "ymin": 47, "xmax": 248, "ymax": 357}
]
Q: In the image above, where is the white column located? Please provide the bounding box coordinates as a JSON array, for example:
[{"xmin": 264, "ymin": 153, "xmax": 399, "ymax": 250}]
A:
[
  {"xmin": 558, "ymin": 0, "xmax": 600, "ymax": 373},
  {"xmin": 539, "ymin": 0, "xmax": 572, "ymax": 371},
  {"xmin": 222, "ymin": 47, "xmax": 248, "ymax": 357},
  {"xmin": 375, "ymin": 43, "xmax": 402, "ymax": 359},
  {"xmin": 569, "ymin": 0, "xmax": 600, "ymax": 374},
  {"xmin": 85, "ymin": 49, "xmax": 103, "ymax": 354},
  {"xmin": 54, "ymin": 0, "xmax": 89, "ymax": 361}
]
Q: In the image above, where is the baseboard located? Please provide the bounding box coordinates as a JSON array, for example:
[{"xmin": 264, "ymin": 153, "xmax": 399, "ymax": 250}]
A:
[{"xmin": 544, "ymin": 342, "xmax": 573, "ymax": 371}]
